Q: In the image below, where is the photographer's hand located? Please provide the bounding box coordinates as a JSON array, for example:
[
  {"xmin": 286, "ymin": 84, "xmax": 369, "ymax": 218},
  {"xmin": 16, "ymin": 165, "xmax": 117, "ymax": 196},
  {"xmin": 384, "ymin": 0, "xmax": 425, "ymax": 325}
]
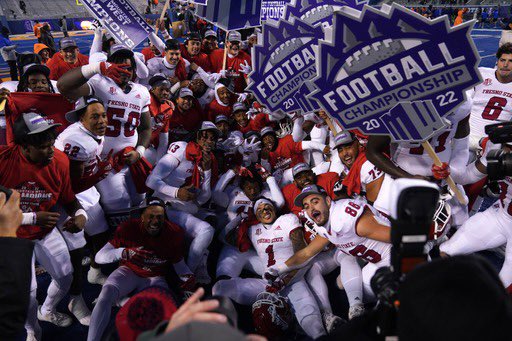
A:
[{"xmin": 0, "ymin": 190, "xmax": 22, "ymax": 237}]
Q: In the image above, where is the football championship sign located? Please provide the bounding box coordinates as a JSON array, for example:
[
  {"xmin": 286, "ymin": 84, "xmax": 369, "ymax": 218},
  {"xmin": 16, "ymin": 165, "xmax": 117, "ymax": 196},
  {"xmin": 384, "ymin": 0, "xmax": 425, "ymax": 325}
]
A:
[
  {"xmin": 196, "ymin": 0, "xmax": 263, "ymax": 31},
  {"xmin": 81, "ymin": 0, "xmax": 153, "ymax": 49}
]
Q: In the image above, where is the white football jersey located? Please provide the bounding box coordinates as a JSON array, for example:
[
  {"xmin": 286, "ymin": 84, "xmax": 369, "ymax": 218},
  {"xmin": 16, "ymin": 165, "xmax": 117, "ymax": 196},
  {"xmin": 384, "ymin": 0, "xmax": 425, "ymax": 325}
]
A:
[
  {"xmin": 55, "ymin": 122, "xmax": 104, "ymax": 205},
  {"xmin": 147, "ymin": 57, "xmax": 191, "ymax": 80},
  {"xmin": 87, "ymin": 75, "xmax": 151, "ymax": 157},
  {"xmin": 313, "ymin": 199, "xmax": 391, "ymax": 264},
  {"xmin": 469, "ymin": 67, "xmax": 512, "ymax": 143},
  {"xmin": 392, "ymin": 98, "xmax": 472, "ymax": 177},
  {"xmin": 249, "ymin": 214, "xmax": 302, "ymax": 269}
]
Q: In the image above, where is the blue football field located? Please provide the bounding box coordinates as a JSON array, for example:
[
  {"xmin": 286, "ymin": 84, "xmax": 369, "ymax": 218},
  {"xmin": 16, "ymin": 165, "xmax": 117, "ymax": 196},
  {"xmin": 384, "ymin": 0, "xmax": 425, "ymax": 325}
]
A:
[{"xmin": 0, "ymin": 28, "xmax": 503, "ymax": 80}]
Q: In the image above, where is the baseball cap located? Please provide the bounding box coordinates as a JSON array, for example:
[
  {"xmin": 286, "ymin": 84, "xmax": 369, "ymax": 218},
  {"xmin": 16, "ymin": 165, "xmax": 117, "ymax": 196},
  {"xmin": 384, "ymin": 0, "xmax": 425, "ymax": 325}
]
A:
[
  {"xmin": 204, "ymin": 30, "xmax": 216, "ymax": 38},
  {"xmin": 146, "ymin": 196, "xmax": 166, "ymax": 209},
  {"xmin": 165, "ymin": 39, "xmax": 180, "ymax": 51},
  {"xmin": 186, "ymin": 32, "xmax": 201, "ymax": 41},
  {"xmin": 232, "ymin": 102, "xmax": 247, "ymax": 113},
  {"xmin": 215, "ymin": 115, "xmax": 229, "ymax": 124},
  {"xmin": 109, "ymin": 44, "xmax": 134, "ymax": 58},
  {"xmin": 22, "ymin": 63, "xmax": 50, "ymax": 77},
  {"xmin": 260, "ymin": 126, "xmax": 275, "ymax": 137},
  {"xmin": 292, "ymin": 162, "xmax": 311, "ymax": 178},
  {"xmin": 198, "ymin": 121, "xmax": 220, "ymax": 137},
  {"xmin": 227, "ymin": 31, "xmax": 242, "ymax": 42},
  {"xmin": 65, "ymin": 96, "xmax": 104, "ymax": 123},
  {"xmin": 19, "ymin": 112, "xmax": 61, "ymax": 136},
  {"xmin": 148, "ymin": 74, "xmax": 171, "ymax": 88},
  {"xmin": 333, "ymin": 131, "xmax": 355, "ymax": 148},
  {"xmin": 294, "ymin": 184, "xmax": 327, "ymax": 208},
  {"xmin": 59, "ymin": 37, "xmax": 77, "ymax": 50},
  {"xmin": 178, "ymin": 87, "xmax": 194, "ymax": 98}
]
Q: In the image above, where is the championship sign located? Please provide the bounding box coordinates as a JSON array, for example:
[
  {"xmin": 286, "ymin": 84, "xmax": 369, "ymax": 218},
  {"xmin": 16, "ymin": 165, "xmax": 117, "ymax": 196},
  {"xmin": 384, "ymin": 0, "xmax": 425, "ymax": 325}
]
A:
[
  {"xmin": 309, "ymin": 4, "xmax": 482, "ymax": 137},
  {"xmin": 284, "ymin": 0, "xmax": 367, "ymax": 27},
  {"xmin": 195, "ymin": 0, "xmax": 263, "ymax": 31},
  {"xmin": 81, "ymin": 0, "xmax": 153, "ymax": 49},
  {"xmin": 261, "ymin": 0, "xmax": 288, "ymax": 21},
  {"xmin": 247, "ymin": 18, "xmax": 324, "ymax": 113}
]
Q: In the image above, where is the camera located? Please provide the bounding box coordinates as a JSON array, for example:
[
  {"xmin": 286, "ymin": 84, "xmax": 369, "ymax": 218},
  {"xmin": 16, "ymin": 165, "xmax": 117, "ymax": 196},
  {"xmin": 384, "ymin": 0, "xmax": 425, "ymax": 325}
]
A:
[
  {"xmin": 485, "ymin": 122, "xmax": 512, "ymax": 181},
  {"xmin": 370, "ymin": 179, "xmax": 440, "ymax": 336}
]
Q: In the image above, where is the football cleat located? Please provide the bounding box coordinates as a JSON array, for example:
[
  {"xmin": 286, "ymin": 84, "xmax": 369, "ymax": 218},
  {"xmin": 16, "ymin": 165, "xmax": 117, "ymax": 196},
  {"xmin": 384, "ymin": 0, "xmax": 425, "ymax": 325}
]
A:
[
  {"xmin": 37, "ymin": 306, "xmax": 72, "ymax": 327},
  {"xmin": 348, "ymin": 304, "xmax": 365, "ymax": 320},
  {"xmin": 322, "ymin": 312, "xmax": 345, "ymax": 334},
  {"xmin": 87, "ymin": 267, "xmax": 107, "ymax": 285}
]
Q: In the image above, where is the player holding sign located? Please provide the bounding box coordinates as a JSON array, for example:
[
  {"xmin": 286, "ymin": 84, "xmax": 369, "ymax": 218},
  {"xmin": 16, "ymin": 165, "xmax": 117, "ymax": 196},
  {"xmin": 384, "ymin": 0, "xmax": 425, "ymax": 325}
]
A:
[{"xmin": 58, "ymin": 44, "xmax": 152, "ymax": 213}]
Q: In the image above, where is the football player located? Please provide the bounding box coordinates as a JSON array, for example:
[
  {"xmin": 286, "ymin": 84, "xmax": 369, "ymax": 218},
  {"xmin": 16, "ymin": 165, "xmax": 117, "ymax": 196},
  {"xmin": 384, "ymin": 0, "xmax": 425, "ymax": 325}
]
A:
[
  {"xmin": 212, "ymin": 198, "xmax": 327, "ymax": 338},
  {"xmin": 146, "ymin": 122, "xmax": 219, "ymax": 282},
  {"xmin": 269, "ymin": 185, "xmax": 392, "ymax": 320},
  {"xmin": 147, "ymin": 39, "xmax": 190, "ymax": 84},
  {"xmin": 88, "ymin": 197, "xmax": 193, "ymax": 341},
  {"xmin": 179, "ymin": 32, "xmax": 212, "ymax": 71},
  {"xmin": 54, "ymin": 96, "xmax": 113, "ymax": 325},
  {"xmin": 57, "ymin": 44, "xmax": 152, "ymax": 213},
  {"xmin": 168, "ymin": 88, "xmax": 205, "ymax": 143},
  {"xmin": 201, "ymin": 30, "xmax": 219, "ymax": 55},
  {"xmin": 0, "ymin": 113, "xmax": 87, "ymax": 338}
]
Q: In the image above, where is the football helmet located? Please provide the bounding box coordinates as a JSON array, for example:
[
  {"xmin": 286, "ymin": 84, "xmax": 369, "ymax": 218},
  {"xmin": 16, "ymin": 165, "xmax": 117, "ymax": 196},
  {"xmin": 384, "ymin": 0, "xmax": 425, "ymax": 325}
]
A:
[
  {"xmin": 252, "ymin": 292, "xmax": 293, "ymax": 338},
  {"xmin": 430, "ymin": 193, "xmax": 452, "ymax": 240}
]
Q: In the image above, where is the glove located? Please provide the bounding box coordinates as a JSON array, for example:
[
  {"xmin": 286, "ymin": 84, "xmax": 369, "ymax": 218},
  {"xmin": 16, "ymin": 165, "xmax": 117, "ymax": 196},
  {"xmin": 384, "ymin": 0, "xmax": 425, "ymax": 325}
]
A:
[
  {"xmin": 221, "ymin": 131, "xmax": 244, "ymax": 151},
  {"xmin": 237, "ymin": 92, "xmax": 249, "ymax": 102},
  {"xmin": 238, "ymin": 60, "xmax": 252, "ymax": 74},
  {"xmin": 179, "ymin": 274, "xmax": 197, "ymax": 292},
  {"xmin": 91, "ymin": 19, "xmax": 102, "ymax": 31},
  {"xmin": 99, "ymin": 62, "xmax": 131, "ymax": 84},
  {"xmin": 121, "ymin": 247, "xmax": 154, "ymax": 265},
  {"xmin": 264, "ymin": 273, "xmax": 285, "ymax": 293},
  {"xmin": 246, "ymin": 108, "xmax": 258, "ymax": 120},
  {"xmin": 95, "ymin": 149, "xmax": 114, "ymax": 181},
  {"xmin": 209, "ymin": 70, "xmax": 227, "ymax": 84},
  {"xmin": 236, "ymin": 166, "xmax": 253, "ymax": 178},
  {"xmin": 240, "ymin": 138, "xmax": 261, "ymax": 156},
  {"xmin": 431, "ymin": 162, "xmax": 450, "ymax": 180}
]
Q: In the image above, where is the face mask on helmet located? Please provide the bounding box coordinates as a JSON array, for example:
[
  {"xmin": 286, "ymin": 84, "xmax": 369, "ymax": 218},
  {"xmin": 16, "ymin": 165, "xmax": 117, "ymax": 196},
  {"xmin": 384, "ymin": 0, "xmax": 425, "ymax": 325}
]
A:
[
  {"xmin": 252, "ymin": 292, "xmax": 293, "ymax": 339},
  {"xmin": 429, "ymin": 192, "xmax": 452, "ymax": 240}
]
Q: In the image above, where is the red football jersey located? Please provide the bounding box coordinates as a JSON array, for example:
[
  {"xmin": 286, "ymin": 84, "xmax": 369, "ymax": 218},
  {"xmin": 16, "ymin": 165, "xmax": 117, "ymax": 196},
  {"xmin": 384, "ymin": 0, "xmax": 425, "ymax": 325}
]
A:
[
  {"xmin": 0, "ymin": 145, "xmax": 76, "ymax": 239},
  {"xmin": 283, "ymin": 172, "xmax": 340, "ymax": 216},
  {"xmin": 180, "ymin": 44, "xmax": 212, "ymax": 72},
  {"xmin": 149, "ymin": 93, "xmax": 173, "ymax": 149},
  {"xmin": 269, "ymin": 135, "xmax": 304, "ymax": 171},
  {"xmin": 47, "ymin": 52, "xmax": 89, "ymax": 81},
  {"xmin": 206, "ymin": 98, "xmax": 233, "ymax": 122},
  {"xmin": 237, "ymin": 113, "xmax": 271, "ymax": 134},
  {"xmin": 209, "ymin": 49, "xmax": 251, "ymax": 93},
  {"xmin": 110, "ymin": 218, "xmax": 185, "ymax": 278}
]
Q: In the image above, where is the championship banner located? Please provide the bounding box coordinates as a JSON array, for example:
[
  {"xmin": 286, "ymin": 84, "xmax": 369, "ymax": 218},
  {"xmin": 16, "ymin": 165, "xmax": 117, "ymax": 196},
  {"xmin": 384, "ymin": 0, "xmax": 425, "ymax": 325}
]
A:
[
  {"xmin": 4, "ymin": 93, "xmax": 75, "ymax": 146},
  {"xmin": 261, "ymin": 1, "xmax": 288, "ymax": 21},
  {"xmin": 283, "ymin": 0, "xmax": 367, "ymax": 26},
  {"xmin": 195, "ymin": 0, "xmax": 263, "ymax": 31},
  {"xmin": 176, "ymin": 0, "xmax": 207, "ymax": 4},
  {"xmin": 80, "ymin": 0, "xmax": 153, "ymax": 49},
  {"xmin": 308, "ymin": 4, "xmax": 482, "ymax": 139}
]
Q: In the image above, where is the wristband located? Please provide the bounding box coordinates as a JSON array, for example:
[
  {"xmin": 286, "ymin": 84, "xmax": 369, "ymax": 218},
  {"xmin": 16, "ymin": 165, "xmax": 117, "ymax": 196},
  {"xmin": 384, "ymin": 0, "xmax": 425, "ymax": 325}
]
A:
[
  {"xmin": 75, "ymin": 208, "xmax": 88, "ymax": 222},
  {"xmin": 136, "ymin": 145, "xmax": 146, "ymax": 158},
  {"xmin": 81, "ymin": 62, "xmax": 102, "ymax": 80},
  {"xmin": 21, "ymin": 212, "xmax": 36, "ymax": 225},
  {"xmin": 277, "ymin": 263, "xmax": 290, "ymax": 275}
]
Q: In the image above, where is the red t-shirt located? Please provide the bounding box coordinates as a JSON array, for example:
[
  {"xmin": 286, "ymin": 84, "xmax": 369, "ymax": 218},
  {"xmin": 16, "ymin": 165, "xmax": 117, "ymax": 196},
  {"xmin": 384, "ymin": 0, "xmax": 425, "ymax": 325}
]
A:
[
  {"xmin": 206, "ymin": 98, "xmax": 233, "ymax": 122},
  {"xmin": 209, "ymin": 49, "xmax": 251, "ymax": 93},
  {"xmin": 237, "ymin": 113, "xmax": 271, "ymax": 134},
  {"xmin": 149, "ymin": 93, "xmax": 173, "ymax": 149},
  {"xmin": 47, "ymin": 52, "xmax": 89, "ymax": 80},
  {"xmin": 282, "ymin": 172, "xmax": 340, "ymax": 216},
  {"xmin": 0, "ymin": 145, "xmax": 76, "ymax": 240},
  {"xmin": 269, "ymin": 135, "xmax": 304, "ymax": 171},
  {"xmin": 180, "ymin": 44, "xmax": 212, "ymax": 72},
  {"xmin": 110, "ymin": 218, "xmax": 185, "ymax": 278},
  {"xmin": 168, "ymin": 100, "xmax": 205, "ymax": 137}
]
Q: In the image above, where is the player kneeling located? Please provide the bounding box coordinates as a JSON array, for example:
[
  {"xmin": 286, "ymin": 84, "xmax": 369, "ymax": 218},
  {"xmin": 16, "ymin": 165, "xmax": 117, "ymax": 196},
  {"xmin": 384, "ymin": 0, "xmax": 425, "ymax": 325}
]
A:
[{"xmin": 87, "ymin": 197, "xmax": 194, "ymax": 341}]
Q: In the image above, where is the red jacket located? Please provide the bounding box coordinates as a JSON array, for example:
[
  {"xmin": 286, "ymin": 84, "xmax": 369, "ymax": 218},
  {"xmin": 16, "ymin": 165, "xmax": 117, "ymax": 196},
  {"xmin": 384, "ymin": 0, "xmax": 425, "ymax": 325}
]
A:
[
  {"xmin": 209, "ymin": 49, "xmax": 251, "ymax": 93},
  {"xmin": 47, "ymin": 52, "xmax": 89, "ymax": 80},
  {"xmin": 206, "ymin": 98, "xmax": 233, "ymax": 122},
  {"xmin": 180, "ymin": 44, "xmax": 212, "ymax": 72}
]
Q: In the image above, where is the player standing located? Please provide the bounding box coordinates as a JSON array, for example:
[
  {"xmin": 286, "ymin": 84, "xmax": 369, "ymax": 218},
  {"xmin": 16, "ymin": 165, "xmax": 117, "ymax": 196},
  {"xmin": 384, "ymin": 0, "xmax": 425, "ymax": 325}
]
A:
[{"xmin": 57, "ymin": 44, "xmax": 152, "ymax": 213}]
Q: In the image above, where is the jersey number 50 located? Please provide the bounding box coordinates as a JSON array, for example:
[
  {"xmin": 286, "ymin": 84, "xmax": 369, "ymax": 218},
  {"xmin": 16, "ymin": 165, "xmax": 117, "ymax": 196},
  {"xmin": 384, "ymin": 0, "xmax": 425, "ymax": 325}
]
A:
[{"xmin": 106, "ymin": 108, "xmax": 140, "ymax": 138}]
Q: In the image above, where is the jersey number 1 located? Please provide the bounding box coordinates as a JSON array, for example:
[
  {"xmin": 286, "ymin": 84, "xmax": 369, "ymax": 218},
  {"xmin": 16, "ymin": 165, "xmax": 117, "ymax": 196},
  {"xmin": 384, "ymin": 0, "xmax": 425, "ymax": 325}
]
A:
[{"xmin": 265, "ymin": 244, "xmax": 276, "ymax": 267}]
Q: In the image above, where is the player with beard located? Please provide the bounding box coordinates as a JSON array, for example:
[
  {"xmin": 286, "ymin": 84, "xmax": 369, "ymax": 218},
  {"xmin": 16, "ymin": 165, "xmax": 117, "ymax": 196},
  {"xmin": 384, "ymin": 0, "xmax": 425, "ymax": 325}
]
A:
[
  {"xmin": 209, "ymin": 31, "xmax": 252, "ymax": 93},
  {"xmin": 260, "ymin": 126, "xmax": 330, "ymax": 186},
  {"xmin": 0, "ymin": 113, "xmax": 87, "ymax": 339},
  {"xmin": 168, "ymin": 87, "xmax": 205, "ymax": 143},
  {"xmin": 146, "ymin": 122, "xmax": 219, "ymax": 283},
  {"xmin": 145, "ymin": 74, "xmax": 173, "ymax": 165},
  {"xmin": 47, "ymin": 37, "xmax": 89, "ymax": 81},
  {"xmin": 213, "ymin": 198, "xmax": 327, "ymax": 338},
  {"xmin": 57, "ymin": 44, "xmax": 152, "ymax": 214},
  {"xmin": 180, "ymin": 32, "xmax": 212, "ymax": 71},
  {"xmin": 54, "ymin": 96, "xmax": 113, "ymax": 326},
  {"xmin": 147, "ymin": 39, "xmax": 190, "ymax": 85},
  {"xmin": 201, "ymin": 30, "xmax": 218, "ymax": 55},
  {"xmin": 88, "ymin": 197, "xmax": 193, "ymax": 341},
  {"xmin": 331, "ymin": 132, "xmax": 385, "ymax": 205},
  {"xmin": 268, "ymin": 185, "xmax": 392, "ymax": 320}
]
